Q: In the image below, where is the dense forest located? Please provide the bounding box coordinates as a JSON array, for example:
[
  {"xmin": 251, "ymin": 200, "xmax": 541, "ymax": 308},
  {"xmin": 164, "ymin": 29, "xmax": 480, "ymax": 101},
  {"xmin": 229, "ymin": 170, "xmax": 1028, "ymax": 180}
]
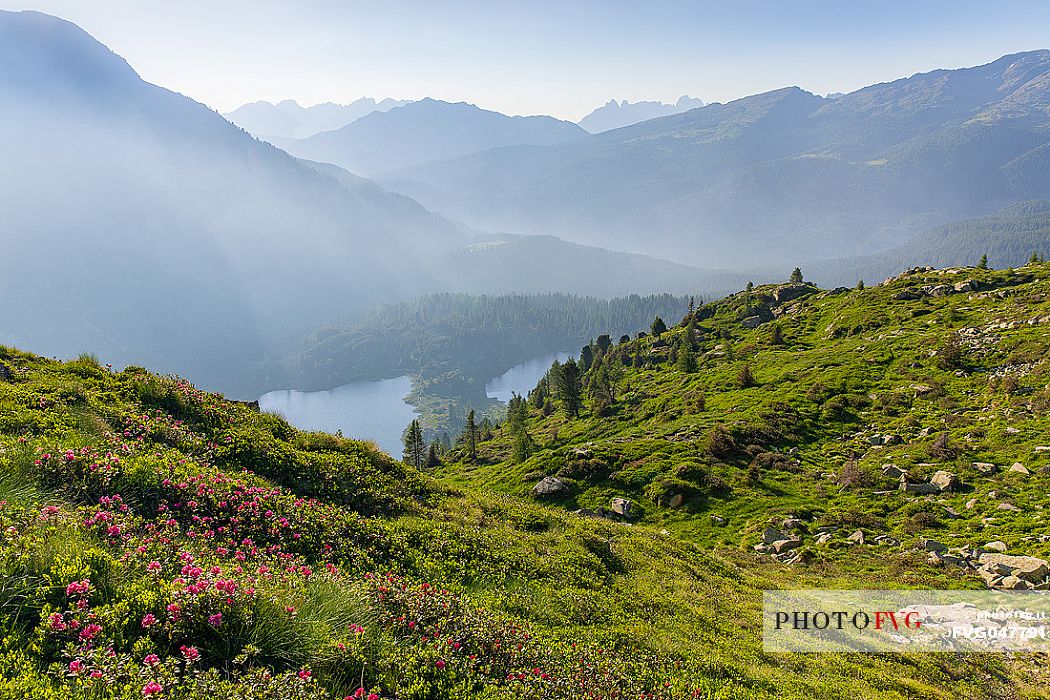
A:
[{"xmin": 285, "ymin": 292, "xmax": 692, "ymax": 433}]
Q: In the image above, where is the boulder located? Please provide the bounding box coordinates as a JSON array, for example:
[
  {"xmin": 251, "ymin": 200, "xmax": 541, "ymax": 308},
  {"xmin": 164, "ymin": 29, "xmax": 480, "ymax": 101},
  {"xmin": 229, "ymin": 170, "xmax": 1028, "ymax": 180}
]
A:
[
  {"xmin": 900, "ymin": 481, "xmax": 940, "ymax": 495},
  {"xmin": 978, "ymin": 567, "xmax": 1004, "ymax": 588},
  {"xmin": 781, "ymin": 517, "xmax": 805, "ymax": 530},
  {"xmin": 892, "ymin": 289, "xmax": 922, "ymax": 301},
  {"xmin": 1009, "ymin": 463, "xmax": 1030, "ymax": 475},
  {"xmin": 667, "ymin": 493, "xmax": 684, "ymax": 509},
  {"xmin": 846, "ymin": 530, "xmax": 865, "ymax": 545},
  {"xmin": 815, "ymin": 532, "xmax": 834, "ymax": 544},
  {"xmin": 929, "ymin": 470, "xmax": 959, "ymax": 491},
  {"xmin": 710, "ymin": 515, "xmax": 726, "ymax": 526},
  {"xmin": 762, "ymin": 527, "xmax": 786, "ymax": 545},
  {"xmin": 532, "ymin": 476, "xmax": 568, "ymax": 496},
  {"xmin": 997, "ymin": 502, "xmax": 1021, "ymax": 512},
  {"xmin": 0, "ymin": 363, "xmax": 9, "ymax": 381},
  {"xmin": 771, "ymin": 538, "xmax": 802, "ymax": 554},
  {"xmin": 965, "ymin": 498, "xmax": 978, "ymax": 510},
  {"xmin": 610, "ymin": 497, "xmax": 633, "ymax": 517},
  {"xmin": 1000, "ymin": 575, "xmax": 1034, "ymax": 590},
  {"xmin": 928, "ymin": 551, "xmax": 965, "ymax": 567},
  {"xmin": 953, "ymin": 280, "xmax": 978, "ymax": 293},
  {"xmin": 741, "ymin": 316, "xmax": 763, "ymax": 329},
  {"xmin": 972, "ymin": 462, "xmax": 997, "ymax": 475},
  {"xmin": 977, "ymin": 553, "xmax": 1049, "ymax": 582},
  {"xmin": 881, "ymin": 434, "xmax": 903, "ymax": 446},
  {"xmin": 874, "ymin": 535, "xmax": 900, "ymax": 546},
  {"xmin": 983, "ymin": 541, "xmax": 1008, "ymax": 553},
  {"xmin": 881, "ymin": 464, "xmax": 908, "ymax": 479}
]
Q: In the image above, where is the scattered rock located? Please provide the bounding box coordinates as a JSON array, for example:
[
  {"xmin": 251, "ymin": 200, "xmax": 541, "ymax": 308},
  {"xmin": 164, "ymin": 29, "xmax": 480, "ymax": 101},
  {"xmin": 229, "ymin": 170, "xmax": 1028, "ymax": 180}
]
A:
[
  {"xmin": 781, "ymin": 517, "xmax": 805, "ymax": 530},
  {"xmin": 0, "ymin": 363, "xmax": 10, "ymax": 381},
  {"xmin": 919, "ymin": 539, "xmax": 947, "ymax": 553},
  {"xmin": 998, "ymin": 502, "xmax": 1021, "ymax": 512},
  {"xmin": 874, "ymin": 535, "xmax": 900, "ymax": 546},
  {"xmin": 532, "ymin": 476, "xmax": 568, "ymax": 496},
  {"xmin": 900, "ymin": 481, "xmax": 940, "ymax": 495},
  {"xmin": 1036, "ymin": 446, "xmax": 1050, "ymax": 453},
  {"xmin": 846, "ymin": 530, "xmax": 865, "ymax": 545},
  {"xmin": 1009, "ymin": 463, "xmax": 1030, "ymax": 475},
  {"xmin": 771, "ymin": 538, "xmax": 802, "ymax": 553},
  {"xmin": 881, "ymin": 464, "xmax": 908, "ymax": 479},
  {"xmin": 892, "ymin": 289, "xmax": 922, "ymax": 301},
  {"xmin": 999, "ymin": 575, "xmax": 1033, "ymax": 590},
  {"xmin": 928, "ymin": 551, "xmax": 966, "ymax": 567},
  {"xmin": 740, "ymin": 316, "xmax": 763, "ymax": 329},
  {"xmin": 815, "ymin": 532, "xmax": 834, "ymax": 544},
  {"xmin": 773, "ymin": 283, "xmax": 816, "ymax": 303},
  {"xmin": 667, "ymin": 493, "xmax": 684, "ymax": 509},
  {"xmin": 929, "ymin": 470, "xmax": 960, "ymax": 492},
  {"xmin": 882, "ymin": 434, "xmax": 903, "ymax": 446},
  {"xmin": 710, "ymin": 515, "xmax": 726, "ymax": 526},
  {"xmin": 610, "ymin": 497, "xmax": 633, "ymax": 517},
  {"xmin": 983, "ymin": 541, "xmax": 1008, "ymax": 553},
  {"xmin": 1005, "ymin": 427, "xmax": 1020, "ymax": 435},
  {"xmin": 965, "ymin": 498, "xmax": 978, "ymax": 510},
  {"xmin": 953, "ymin": 279, "xmax": 979, "ymax": 293},
  {"xmin": 972, "ymin": 462, "xmax": 997, "ymax": 475},
  {"xmin": 977, "ymin": 553, "xmax": 1049, "ymax": 583},
  {"xmin": 763, "ymin": 527, "xmax": 786, "ymax": 545}
]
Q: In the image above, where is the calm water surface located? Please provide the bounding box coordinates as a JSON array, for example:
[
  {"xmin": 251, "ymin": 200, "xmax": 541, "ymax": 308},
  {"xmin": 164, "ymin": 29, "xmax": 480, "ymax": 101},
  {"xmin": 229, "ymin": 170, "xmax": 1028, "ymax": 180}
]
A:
[{"xmin": 260, "ymin": 352, "xmax": 573, "ymax": 456}]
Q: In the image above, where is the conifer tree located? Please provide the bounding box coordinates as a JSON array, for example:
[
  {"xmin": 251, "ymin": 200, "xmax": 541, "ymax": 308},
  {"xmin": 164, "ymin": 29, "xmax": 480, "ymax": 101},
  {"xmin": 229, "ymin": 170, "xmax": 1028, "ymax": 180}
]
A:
[
  {"xmin": 554, "ymin": 358, "xmax": 583, "ymax": 418},
  {"xmin": 790, "ymin": 267, "xmax": 804, "ymax": 284},
  {"xmin": 978, "ymin": 254, "xmax": 988, "ymax": 269},
  {"xmin": 465, "ymin": 410, "xmax": 478, "ymax": 462},
  {"xmin": 651, "ymin": 316, "xmax": 667, "ymax": 336},
  {"xmin": 426, "ymin": 442, "xmax": 441, "ymax": 469},
  {"xmin": 402, "ymin": 420, "xmax": 425, "ymax": 470},
  {"xmin": 676, "ymin": 334, "xmax": 697, "ymax": 373}
]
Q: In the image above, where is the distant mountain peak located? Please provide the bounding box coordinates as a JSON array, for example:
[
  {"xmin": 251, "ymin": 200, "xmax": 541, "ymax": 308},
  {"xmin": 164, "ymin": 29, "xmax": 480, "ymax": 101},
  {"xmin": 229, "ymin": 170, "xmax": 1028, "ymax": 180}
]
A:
[
  {"xmin": 224, "ymin": 96, "xmax": 411, "ymax": 139},
  {"xmin": 578, "ymin": 95, "xmax": 705, "ymax": 133}
]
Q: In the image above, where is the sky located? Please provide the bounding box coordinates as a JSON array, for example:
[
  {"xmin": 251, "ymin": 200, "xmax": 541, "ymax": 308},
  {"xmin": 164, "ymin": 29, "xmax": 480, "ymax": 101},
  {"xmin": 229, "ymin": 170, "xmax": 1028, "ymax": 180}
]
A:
[{"xmin": 6, "ymin": 0, "xmax": 1050, "ymax": 119}]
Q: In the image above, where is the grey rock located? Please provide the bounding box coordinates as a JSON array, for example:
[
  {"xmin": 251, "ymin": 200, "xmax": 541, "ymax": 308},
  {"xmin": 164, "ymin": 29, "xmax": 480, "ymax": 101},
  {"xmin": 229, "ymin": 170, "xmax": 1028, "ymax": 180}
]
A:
[
  {"xmin": 667, "ymin": 493, "xmax": 684, "ymax": 509},
  {"xmin": 710, "ymin": 515, "xmax": 726, "ymax": 526},
  {"xmin": 610, "ymin": 497, "xmax": 633, "ymax": 517},
  {"xmin": 1009, "ymin": 463, "xmax": 1030, "ymax": 475},
  {"xmin": 0, "ymin": 363, "xmax": 9, "ymax": 381},
  {"xmin": 997, "ymin": 502, "xmax": 1021, "ymax": 512},
  {"xmin": 1000, "ymin": 575, "xmax": 1034, "ymax": 590},
  {"xmin": 972, "ymin": 462, "xmax": 997, "ymax": 475},
  {"xmin": 900, "ymin": 481, "xmax": 941, "ymax": 495},
  {"xmin": 781, "ymin": 517, "xmax": 805, "ymax": 530},
  {"xmin": 771, "ymin": 538, "xmax": 802, "ymax": 553},
  {"xmin": 773, "ymin": 283, "xmax": 816, "ymax": 303},
  {"xmin": 815, "ymin": 532, "xmax": 834, "ymax": 544},
  {"xmin": 532, "ymin": 476, "xmax": 568, "ymax": 496},
  {"xmin": 846, "ymin": 530, "xmax": 865, "ymax": 545},
  {"xmin": 977, "ymin": 553, "xmax": 1049, "ymax": 582},
  {"xmin": 930, "ymin": 470, "xmax": 960, "ymax": 491},
  {"xmin": 919, "ymin": 539, "xmax": 947, "ymax": 553},
  {"xmin": 881, "ymin": 464, "xmax": 908, "ymax": 479},
  {"xmin": 763, "ymin": 527, "xmax": 786, "ymax": 545},
  {"xmin": 882, "ymin": 434, "xmax": 903, "ymax": 446},
  {"xmin": 983, "ymin": 541, "xmax": 1008, "ymax": 553},
  {"xmin": 741, "ymin": 315, "xmax": 763, "ymax": 329}
]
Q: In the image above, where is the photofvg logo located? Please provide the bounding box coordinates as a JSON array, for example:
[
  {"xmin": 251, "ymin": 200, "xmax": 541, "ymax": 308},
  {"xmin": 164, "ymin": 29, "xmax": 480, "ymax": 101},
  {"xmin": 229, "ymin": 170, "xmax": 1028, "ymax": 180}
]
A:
[{"xmin": 763, "ymin": 590, "xmax": 1050, "ymax": 652}]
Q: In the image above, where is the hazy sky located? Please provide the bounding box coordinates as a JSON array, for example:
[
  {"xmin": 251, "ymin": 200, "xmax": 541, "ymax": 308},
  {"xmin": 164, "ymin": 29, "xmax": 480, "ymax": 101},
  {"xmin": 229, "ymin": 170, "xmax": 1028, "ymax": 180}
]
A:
[{"xmin": 8, "ymin": 1, "xmax": 1050, "ymax": 119}]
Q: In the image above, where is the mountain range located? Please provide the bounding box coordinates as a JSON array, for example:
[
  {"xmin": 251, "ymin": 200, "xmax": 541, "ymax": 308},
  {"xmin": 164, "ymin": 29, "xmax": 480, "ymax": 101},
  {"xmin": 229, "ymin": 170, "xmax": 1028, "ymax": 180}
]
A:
[
  {"xmin": 577, "ymin": 95, "xmax": 704, "ymax": 133},
  {"xmin": 274, "ymin": 98, "xmax": 589, "ymax": 176},
  {"xmin": 379, "ymin": 51, "xmax": 1050, "ymax": 269},
  {"xmin": 223, "ymin": 97, "xmax": 411, "ymax": 139},
  {"xmin": 0, "ymin": 10, "xmax": 727, "ymax": 396}
]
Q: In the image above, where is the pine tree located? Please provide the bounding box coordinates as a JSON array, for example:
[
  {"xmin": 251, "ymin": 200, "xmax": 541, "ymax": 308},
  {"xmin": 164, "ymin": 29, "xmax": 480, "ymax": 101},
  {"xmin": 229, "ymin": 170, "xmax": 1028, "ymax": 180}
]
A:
[
  {"xmin": 425, "ymin": 442, "xmax": 441, "ymax": 469},
  {"xmin": 465, "ymin": 410, "xmax": 478, "ymax": 462},
  {"xmin": 771, "ymin": 324, "xmax": 785, "ymax": 346},
  {"xmin": 790, "ymin": 267, "xmax": 804, "ymax": 284},
  {"xmin": 619, "ymin": 334, "xmax": 631, "ymax": 345},
  {"xmin": 856, "ymin": 279, "xmax": 865, "ymax": 290},
  {"xmin": 651, "ymin": 316, "xmax": 667, "ymax": 336},
  {"xmin": 596, "ymin": 334, "xmax": 612, "ymax": 356},
  {"xmin": 978, "ymin": 254, "xmax": 988, "ymax": 270},
  {"xmin": 676, "ymin": 334, "xmax": 697, "ymax": 373},
  {"xmin": 744, "ymin": 281, "xmax": 754, "ymax": 309},
  {"xmin": 1030, "ymin": 251, "xmax": 1041, "ymax": 264},
  {"xmin": 579, "ymin": 344, "xmax": 594, "ymax": 372},
  {"xmin": 553, "ymin": 358, "xmax": 583, "ymax": 418},
  {"xmin": 402, "ymin": 420, "xmax": 425, "ymax": 470}
]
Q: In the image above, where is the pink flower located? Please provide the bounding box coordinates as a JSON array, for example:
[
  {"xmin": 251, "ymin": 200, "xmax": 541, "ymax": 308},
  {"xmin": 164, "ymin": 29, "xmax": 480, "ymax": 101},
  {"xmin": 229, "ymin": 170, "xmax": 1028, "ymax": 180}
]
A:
[
  {"xmin": 146, "ymin": 561, "xmax": 162, "ymax": 573},
  {"xmin": 79, "ymin": 623, "xmax": 102, "ymax": 641},
  {"xmin": 142, "ymin": 681, "xmax": 163, "ymax": 695},
  {"xmin": 207, "ymin": 613, "xmax": 222, "ymax": 628},
  {"xmin": 297, "ymin": 668, "xmax": 311, "ymax": 679},
  {"xmin": 180, "ymin": 645, "xmax": 200, "ymax": 662},
  {"xmin": 141, "ymin": 614, "xmax": 157, "ymax": 628},
  {"xmin": 435, "ymin": 659, "xmax": 445, "ymax": 670},
  {"xmin": 68, "ymin": 660, "xmax": 83, "ymax": 675},
  {"xmin": 143, "ymin": 654, "xmax": 160, "ymax": 666}
]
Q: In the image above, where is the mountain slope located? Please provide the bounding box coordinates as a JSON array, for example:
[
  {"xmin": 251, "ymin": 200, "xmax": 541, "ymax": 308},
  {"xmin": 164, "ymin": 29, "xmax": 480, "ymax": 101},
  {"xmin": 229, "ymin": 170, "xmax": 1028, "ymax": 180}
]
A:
[
  {"xmin": 0, "ymin": 11, "xmax": 737, "ymax": 399},
  {"xmin": 383, "ymin": 51, "xmax": 1050, "ymax": 268},
  {"xmin": 0, "ymin": 315, "xmax": 1041, "ymax": 697},
  {"xmin": 278, "ymin": 98, "xmax": 588, "ymax": 176},
  {"xmin": 442, "ymin": 263, "xmax": 1050, "ymax": 604},
  {"xmin": 577, "ymin": 95, "xmax": 704, "ymax": 133},
  {"xmin": 224, "ymin": 97, "xmax": 411, "ymax": 139}
]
